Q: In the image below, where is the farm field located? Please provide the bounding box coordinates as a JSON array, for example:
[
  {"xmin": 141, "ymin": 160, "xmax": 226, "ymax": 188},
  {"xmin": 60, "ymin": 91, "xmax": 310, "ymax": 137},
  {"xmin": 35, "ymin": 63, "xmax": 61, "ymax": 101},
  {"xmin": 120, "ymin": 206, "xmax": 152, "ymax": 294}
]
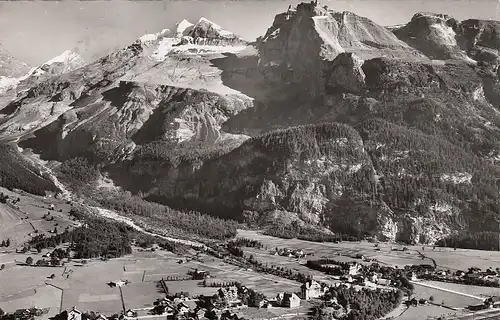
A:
[
  {"xmin": 0, "ymin": 285, "xmax": 61, "ymax": 320},
  {"xmin": 422, "ymin": 281, "xmax": 500, "ymax": 299},
  {"xmin": 396, "ymin": 304, "xmax": 459, "ymax": 320},
  {"xmin": 0, "ymin": 186, "xmax": 77, "ymax": 248},
  {"xmin": 237, "ymin": 230, "xmax": 500, "ymax": 272},
  {"xmin": 411, "ymin": 282, "xmax": 482, "ymax": 308},
  {"xmin": 0, "ymin": 245, "xmax": 302, "ymax": 317},
  {"xmin": 236, "ymin": 230, "xmax": 435, "ymax": 268}
]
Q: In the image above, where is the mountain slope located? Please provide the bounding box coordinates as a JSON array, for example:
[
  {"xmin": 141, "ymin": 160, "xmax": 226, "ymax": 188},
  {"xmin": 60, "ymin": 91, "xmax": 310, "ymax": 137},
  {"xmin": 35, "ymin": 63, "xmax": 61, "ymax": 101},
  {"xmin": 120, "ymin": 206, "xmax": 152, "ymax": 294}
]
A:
[{"xmin": 1, "ymin": 4, "xmax": 500, "ymax": 244}]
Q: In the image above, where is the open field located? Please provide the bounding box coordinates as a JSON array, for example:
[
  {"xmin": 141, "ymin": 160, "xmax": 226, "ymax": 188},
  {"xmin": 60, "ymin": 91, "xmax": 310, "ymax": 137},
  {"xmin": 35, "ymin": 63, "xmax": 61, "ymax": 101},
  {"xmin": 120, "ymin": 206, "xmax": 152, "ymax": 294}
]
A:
[
  {"xmin": 396, "ymin": 304, "xmax": 459, "ymax": 320},
  {"xmin": 237, "ymin": 229, "xmax": 436, "ymax": 269},
  {"xmin": 0, "ymin": 186, "xmax": 77, "ymax": 248},
  {"xmin": 422, "ymin": 281, "xmax": 500, "ymax": 299},
  {"xmin": 237, "ymin": 230, "xmax": 500, "ymax": 272},
  {"xmin": 0, "ymin": 285, "xmax": 62, "ymax": 320},
  {"xmin": 412, "ymin": 282, "xmax": 482, "ymax": 308},
  {"xmin": 0, "ymin": 244, "xmax": 301, "ymax": 317}
]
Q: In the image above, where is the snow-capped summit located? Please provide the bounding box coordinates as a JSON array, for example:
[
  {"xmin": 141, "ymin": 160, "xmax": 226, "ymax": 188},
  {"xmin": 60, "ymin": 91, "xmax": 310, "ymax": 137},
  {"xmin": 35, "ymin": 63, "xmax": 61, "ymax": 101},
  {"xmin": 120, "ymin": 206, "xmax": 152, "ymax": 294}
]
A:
[
  {"xmin": 189, "ymin": 17, "xmax": 239, "ymax": 39},
  {"xmin": 32, "ymin": 50, "xmax": 85, "ymax": 77},
  {"xmin": 0, "ymin": 46, "xmax": 31, "ymax": 93},
  {"xmin": 45, "ymin": 50, "xmax": 83, "ymax": 65},
  {"xmin": 175, "ymin": 19, "xmax": 194, "ymax": 37}
]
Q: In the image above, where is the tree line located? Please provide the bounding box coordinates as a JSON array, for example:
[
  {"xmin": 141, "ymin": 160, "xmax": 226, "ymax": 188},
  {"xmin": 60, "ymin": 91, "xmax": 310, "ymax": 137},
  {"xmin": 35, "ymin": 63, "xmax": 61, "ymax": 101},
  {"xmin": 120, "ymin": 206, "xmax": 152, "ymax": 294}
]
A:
[
  {"xmin": 436, "ymin": 231, "xmax": 499, "ymax": 251},
  {"xmin": 93, "ymin": 190, "xmax": 238, "ymax": 240}
]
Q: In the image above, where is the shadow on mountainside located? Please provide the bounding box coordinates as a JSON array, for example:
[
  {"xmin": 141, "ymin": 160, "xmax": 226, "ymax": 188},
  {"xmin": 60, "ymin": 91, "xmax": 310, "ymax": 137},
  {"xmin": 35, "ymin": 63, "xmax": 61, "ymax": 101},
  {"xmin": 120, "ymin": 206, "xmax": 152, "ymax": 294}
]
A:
[{"xmin": 209, "ymin": 52, "xmax": 333, "ymax": 136}]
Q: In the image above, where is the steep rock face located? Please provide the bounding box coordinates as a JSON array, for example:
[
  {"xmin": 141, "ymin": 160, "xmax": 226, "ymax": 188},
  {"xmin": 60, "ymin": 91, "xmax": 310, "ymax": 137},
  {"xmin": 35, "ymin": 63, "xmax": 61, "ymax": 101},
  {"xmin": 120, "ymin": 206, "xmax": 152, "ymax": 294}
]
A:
[
  {"xmin": 2, "ymin": 6, "xmax": 500, "ymax": 244},
  {"xmin": 459, "ymin": 19, "xmax": 500, "ymax": 69},
  {"xmin": 258, "ymin": 2, "xmax": 424, "ymax": 97},
  {"xmin": 325, "ymin": 52, "xmax": 366, "ymax": 94},
  {"xmin": 392, "ymin": 13, "xmax": 470, "ymax": 61},
  {"xmin": 164, "ymin": 123, "xmax": 372, "ymax": 221},
  {"xmin": 187, "ymin": 18, "xmax": 247, "ymax": 46},
  {"xmin": 393, "ymin": 15, "xmax": 500, "ymax": 71},
  {"xmin": 161, "ymin": 120, "xmax": 499, "ymax": 243}
]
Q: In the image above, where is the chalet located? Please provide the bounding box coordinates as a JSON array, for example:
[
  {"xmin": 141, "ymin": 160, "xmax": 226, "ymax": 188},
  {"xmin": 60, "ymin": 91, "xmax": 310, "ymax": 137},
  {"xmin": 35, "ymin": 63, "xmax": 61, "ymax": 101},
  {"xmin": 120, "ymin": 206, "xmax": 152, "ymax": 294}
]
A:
[
  {"xmin": 190, "ymin": 269, "xmax": 210, "ymax": 280},
  {"xmin": 301, "ymin": 280, "xmax": 322, "ymax": 300},
  {"xmin": 455, "ymin": 270, "xmax": 466, "ymax": 277},
  {"xmin": 410, "ymin": 272, "xmax": 418, "ymax": 281},
  {"xmin": 348, "ymin": 263, "xmax": 361, "ymax": 276},
  {"xmin": 485, "ymin": 296, "xmax": 500, "ymax": 308},
  {"xmin": 362, "ymin": 279, "xmax": 377, "ymax": 289},
  {"xmin": 468, "ymin": 304, "xmax": 489, "ymax": 311},
  {"xmin": 239, "ymin": 286, "xmax": 249, "ymax": 294},
  {"xmin": 218, "ymin": 286, "xmax": 238, "ymax": 302},
  {"xmin": 466, "ymin": 273, "xmax": 484, "ymax": 280},
  {"xmin": 67, "ymin": 307, "xmax": 82, "ymax": 320},
  {"xmin": 278, "ymin": 292, "xmax": 300, "ymax": 308},
  {"xmin": 124, "ymin": 310, "xmax": 137, "ymax": 318},
  {"xmin": 258, "ymin": 299, "xmax": 272, "ymax": 308},
  {"xmin": 292, "ymin": 249, "xmax": 305, "ymax": 258},
  {"xmin": 377, "ymin": 278, "xmax": 391, "ymax": 286},
  {"xmin": 406, "ymin": 298, "xmax": 418, "ymax": 307},
  {"xmin": 152, "ymin": 304, "xmax": 175, "ymax": 317}
]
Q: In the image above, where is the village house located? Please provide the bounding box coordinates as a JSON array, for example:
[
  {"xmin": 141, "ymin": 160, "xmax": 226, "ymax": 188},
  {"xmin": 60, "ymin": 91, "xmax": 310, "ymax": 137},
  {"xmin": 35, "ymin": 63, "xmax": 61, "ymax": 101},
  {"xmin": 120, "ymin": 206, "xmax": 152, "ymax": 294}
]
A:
[
  {"xmin": 67, "ymin": 307, "xmax": 82, "ymax": 320},
  {"xmin": 376, "ymin": 278, "xmax": 391, "ymax": 286},
  {"xmin": 455, "ymin": 270, "xmax": 466, "ymax": 277},
  {"xmin": 258, "ymin": 299, "xmax": 272, "ymax": 309},
  {"xmin": 301, "ymin": 279, "xmax": 323, "ymax": 300},
  {"xmin": 277, "ymin": 292, "xmax": 301, "ymax": 308},
  {"xmin": 124, "ymin": 310, "xmax": 137, "ymax": 318},
  {"xmin": 485, "ymin": 296, "xmax": 500, "ymax": 308},
  {"xmin": 348, "ymin": 263, "xmax": 361, "ymax": 276}
]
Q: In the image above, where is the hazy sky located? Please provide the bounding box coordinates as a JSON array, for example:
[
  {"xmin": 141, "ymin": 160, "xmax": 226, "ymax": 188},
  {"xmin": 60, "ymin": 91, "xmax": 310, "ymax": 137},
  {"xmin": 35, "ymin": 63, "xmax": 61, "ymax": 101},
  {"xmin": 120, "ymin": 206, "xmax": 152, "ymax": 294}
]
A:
[{"xmin": 0, "ymin": 0, "xmax": 498, "ymax": 66}]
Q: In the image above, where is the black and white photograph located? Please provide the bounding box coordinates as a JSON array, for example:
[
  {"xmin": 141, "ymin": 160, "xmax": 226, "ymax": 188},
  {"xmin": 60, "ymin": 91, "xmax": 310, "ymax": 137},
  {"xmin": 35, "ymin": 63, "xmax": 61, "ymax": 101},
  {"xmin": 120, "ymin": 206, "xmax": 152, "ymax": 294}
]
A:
[{"xmin": 0, "ymin": 0, "xmax": 499, "ymax": 319}]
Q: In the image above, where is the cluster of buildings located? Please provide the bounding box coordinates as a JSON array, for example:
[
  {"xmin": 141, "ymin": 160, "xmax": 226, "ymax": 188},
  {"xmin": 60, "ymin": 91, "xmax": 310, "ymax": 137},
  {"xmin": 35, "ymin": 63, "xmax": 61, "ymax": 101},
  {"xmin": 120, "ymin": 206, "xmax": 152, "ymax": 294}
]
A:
[
  {"xmin": 271, "ymin": 247, "xmax": 307, "ymax": 259},
  {"xmin": 417, "ymin": 266, "xmax": 500, "ymax": 287},
  {"xmin": 323, "ymin": 261, "xmax": 394, "ymax": 290}
]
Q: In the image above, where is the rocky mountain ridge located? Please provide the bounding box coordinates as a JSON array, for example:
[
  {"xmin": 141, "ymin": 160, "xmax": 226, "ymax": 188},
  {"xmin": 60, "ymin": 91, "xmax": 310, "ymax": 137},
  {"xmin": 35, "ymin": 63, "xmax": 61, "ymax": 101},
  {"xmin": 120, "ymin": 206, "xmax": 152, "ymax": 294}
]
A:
[{"xmin": 1, "ymin": 5, "xmax": 500, "ymax": 244}]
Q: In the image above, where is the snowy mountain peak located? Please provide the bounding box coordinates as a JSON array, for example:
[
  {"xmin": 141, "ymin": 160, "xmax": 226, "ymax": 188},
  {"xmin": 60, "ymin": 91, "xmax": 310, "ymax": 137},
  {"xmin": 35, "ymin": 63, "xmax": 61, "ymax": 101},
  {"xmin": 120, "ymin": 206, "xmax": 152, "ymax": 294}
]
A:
[
  {"xmin": 44, "ymin": 50, "xmax": 84, "ymax": 66},
  {"xmin": 193, "ymin": 17, "xmax": 235, "ymax": 37},
  {"xmin": 30, "ymin": 50, "xmax": 86, "ymax": 77},
  {"xmin": 175, "ymin": 19, "xmax": 194, "ymax": 37}
]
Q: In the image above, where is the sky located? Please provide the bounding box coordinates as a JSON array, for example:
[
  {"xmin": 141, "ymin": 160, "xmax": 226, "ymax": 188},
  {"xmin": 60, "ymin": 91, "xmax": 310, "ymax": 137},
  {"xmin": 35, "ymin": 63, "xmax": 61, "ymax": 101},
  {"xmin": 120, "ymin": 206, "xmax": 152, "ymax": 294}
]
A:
[{"xmin": 0, "ymin": 0, "xmax": 498, "ymax": 66}]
